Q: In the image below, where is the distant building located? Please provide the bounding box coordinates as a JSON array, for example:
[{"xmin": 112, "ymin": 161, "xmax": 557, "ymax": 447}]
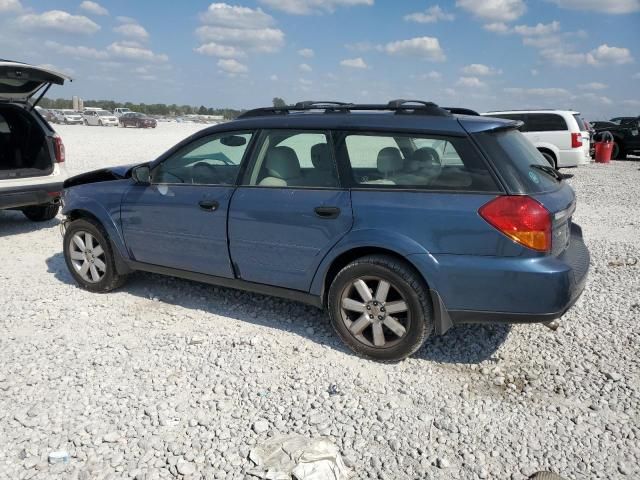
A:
[{"xmin": 72, "ymin": 96, "xmax": 84, "ymax": 111}]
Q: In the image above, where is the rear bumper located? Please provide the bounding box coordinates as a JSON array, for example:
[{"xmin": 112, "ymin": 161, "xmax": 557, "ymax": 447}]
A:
[
  {"xmin": 557, "ymin": 150, "xmax": 583, "ymax": 168},
  {"xmin": 0, "ymin": 182, "xmax": 64, "ymax": 209},
  {"xmin": 411, "ymin": 224, "xmax": 590, "ymax": 331}
]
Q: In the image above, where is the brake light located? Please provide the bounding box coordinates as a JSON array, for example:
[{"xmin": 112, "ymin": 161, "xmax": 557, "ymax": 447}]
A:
[
  {"xmin": 479, "ymin": 196, "xmax": 551, "ymax": 252},
  {"xmin": 53, "ymin": 134, "xmax": 65, "ymax": 163},
  {"xmin": 571, "ymin": 132, "xmax": 582, "ymax": 149}
]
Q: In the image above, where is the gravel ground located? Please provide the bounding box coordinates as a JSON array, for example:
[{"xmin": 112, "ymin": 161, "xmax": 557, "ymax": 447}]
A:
[{"xmin": 0, "ymin": 124, "xmax": 638, "ymax": 480}]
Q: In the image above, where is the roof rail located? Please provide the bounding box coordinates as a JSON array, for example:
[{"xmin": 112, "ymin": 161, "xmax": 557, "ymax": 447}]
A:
[
  {"xmin": 237, "ymin": 99, "xmax": 451, "ymax": 119},
  {"xmin": 444, "ymin": 107, "xmax": 479, "ymax": 116}
]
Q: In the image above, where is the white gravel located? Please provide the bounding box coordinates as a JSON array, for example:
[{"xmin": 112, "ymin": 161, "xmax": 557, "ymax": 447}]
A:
[{"xmin": 0, "ymin": 124, "xmax": 638, "ymax": 480}]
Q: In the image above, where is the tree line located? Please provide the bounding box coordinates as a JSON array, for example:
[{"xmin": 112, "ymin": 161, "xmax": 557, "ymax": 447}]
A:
[
  {"xmin": 38, "ymin": 97, "xmax": 290, "ymax": 118},
  {"xmin": 38, "ymin": 98, "xmax": 245, "ymax": 119}
]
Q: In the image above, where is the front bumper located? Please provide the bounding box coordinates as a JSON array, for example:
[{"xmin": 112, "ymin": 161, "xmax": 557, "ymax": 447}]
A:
[
  {"xmin": 411, "ymin": 224, "xmax": 590, "ymax": 331},
  {"xmin": 0, "ymin": 182, "xmax": 64, "ymax": 210}
]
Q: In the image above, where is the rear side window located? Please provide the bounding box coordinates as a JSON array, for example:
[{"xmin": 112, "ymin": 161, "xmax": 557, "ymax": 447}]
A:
[
  {"xmin": 526, "ymin": 113, "xmax": 567, "ymax": 132},
  {"xmin": 339, "ymin": 132, "xmax": 499, "ymax": 191},
  {"xmin": 573, "ymin": 114, "xmax": 587, "ymax": 131},
  {"xmin": 474, "ymin": 129, "xmax": 561, "ymax": 193}
]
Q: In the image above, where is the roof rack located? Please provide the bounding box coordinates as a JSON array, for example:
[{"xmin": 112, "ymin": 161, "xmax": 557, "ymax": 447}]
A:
[
  {"xmin": 237, "ymin": 99, "xmax": 451, "ymax": 119},
  {"xmin": 444, "ymin": 107, "xmax": 479, "ymax": 116}
]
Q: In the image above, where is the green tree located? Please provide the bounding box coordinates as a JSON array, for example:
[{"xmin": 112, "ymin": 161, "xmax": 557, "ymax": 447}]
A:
[{"xmin": 272, "ymin": 97, "xmax": 286, "ymax": 108}]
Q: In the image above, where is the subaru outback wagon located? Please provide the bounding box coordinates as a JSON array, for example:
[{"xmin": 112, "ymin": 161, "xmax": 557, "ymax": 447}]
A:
[{"xmin": 61, "ymin": 101, "xmax": 589, "ymax": 361}]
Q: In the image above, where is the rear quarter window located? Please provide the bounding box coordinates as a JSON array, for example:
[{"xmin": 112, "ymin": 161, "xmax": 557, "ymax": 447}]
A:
[
  {"xmin": 526, "ymin": 113, "xmax": 568, "ymax": 132},
  {"xmin": 573, "ymin": 114, "xmax": 587, "ymax": 131},
  {"xmin": 474, "ymin": 129, "xmax": 561, "ymax": 193}
]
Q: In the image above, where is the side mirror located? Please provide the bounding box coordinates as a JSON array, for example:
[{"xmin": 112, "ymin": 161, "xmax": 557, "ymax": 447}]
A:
[{"xmin": 131, "ymin": 165, "xmax": 151, "ymax": 185}]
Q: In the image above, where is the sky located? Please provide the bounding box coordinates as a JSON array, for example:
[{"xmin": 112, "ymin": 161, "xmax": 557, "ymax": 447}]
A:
[{"xmin": 1, "ymin": 0, "xmax": 639, "ymax": 119}]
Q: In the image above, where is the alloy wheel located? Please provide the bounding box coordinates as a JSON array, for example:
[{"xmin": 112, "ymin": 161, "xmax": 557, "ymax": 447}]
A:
[
  {"xmin": 68, "ymin": 231, "xmax": 107, "ymax": 283},
  {"xmin": 339, "ymin": 276, "xmax": 410, "ymax": 348}
]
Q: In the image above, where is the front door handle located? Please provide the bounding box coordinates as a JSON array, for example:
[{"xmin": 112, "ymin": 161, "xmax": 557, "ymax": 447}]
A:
[
  {"xmin": 198, "ymin": 200, "xmax": 219, "ymax": 211},
  {"xmin": 314, "ymin": 206, "xmax": 340, "ymax": 219}
]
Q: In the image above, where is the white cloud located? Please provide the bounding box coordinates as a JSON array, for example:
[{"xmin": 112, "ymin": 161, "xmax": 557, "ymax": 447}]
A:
[
  {"xmin": 623, "ymin": 99, "xmax": 640, "ymax": 107},
  {"xmin": 587, "ymin": 44, "xmax": 634, "ymax": 65},
  {"xmin": 298, "ymin": 48, "xmax": 314, "ymax": 58},
  {"xmin": 217, "ymin": 58, "xmax": 248, "ymax": 74},
  {"xmin": 270, "ymin": 74, "xmax": 278, "ymax": 81},
  {"xmin": 299, "ymin": 63, "xmax": 312, "ymax": 72},
  {"xmin": 415, "ymin": 71, "xmax": 442, "ymax": 80},
  {"xmin": 461, "ymin": 63, "xmax": 501, "ymax": 76},
  {"xmin": 106, "ymin": 42, "xmax": 168, "ymax": 63},
  {"xmin": 79, "ymin": 1, "xmax": 108, "ymax": 16},
  {"xmin": 383, "ymin": 37, "xmax": 445, "ymax": 62},
  {"xmin": 345, "ymin": 41, "xmax": 375, "ymax": 52},
  {"xmin": 456, "ymin": 0, "xmax": 525, "ymax": 22},
  {"xmin": 258, "ymin": 0, "xmax": 373, "ymax": 15},
  {"xmin": 581, "ymin": 93, "xmax": 613, "ymax": 105},
  {"xmin": 404, "ymin": 5, "xmax": 455, "ymax": 23},
  {"xmin": 550, "ymin": 0, "xmax": 640, "ymax": 14},
  {"xmin": 196, "ymin": 26, "xmax": 285, "ymax": 53},
  {"xmin": 578, "ymin": 82, "xmax": 607, "ymax": 90},
  {"xmin": 504, "ymin": 87, "xmax": 570, "ymax": 97},
  {"xmin": 113, "ymin": 23, "xmax": 149, "ymax": 41},
  {"xmin": 0, "ymin": 0, "xmax": 22, "ymax": 13},
  {"xmin": 340, "ymin": 57, "xmax": 368, "ymax": 69},
  {"xmin": 483, "ymin": 22, "xmax": 510, "ymax": 33},
  {"xmin": 45, "ymin": 40, "xmax": 109, "ymax": 59},
  {"xmin": 299, "ymin": 78, "xmax": 312, "ymax": 86},
  {"xmin": 513, "ymin": 21, "xmax": 560, "ymax": 36},
  {"xmin": 16, "ymin": 10, "xmax": 100, "ymax": 34},
  {"xmin": 456, "ymin": 76, "xmax": 486, "ymax": 88},
  {"xmin": 116, "ymin": 16, "xmax": 136, "ymax": 23},
  {"xmin": 195, "ymin": 42, "xmax": 245, "ymax": 58},
  {"xmin": 199, "ymin": 3, "xmax": 274, "ymax": 28},
  {"xmin": 531, "ymin": 69, "xmax": 539, "ymax": 76}
]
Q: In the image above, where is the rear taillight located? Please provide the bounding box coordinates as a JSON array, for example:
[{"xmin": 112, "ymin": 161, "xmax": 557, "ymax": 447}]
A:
[
  {"xmin": 571, "ymin": 132, "xmax": 582, "ymax": 149},
  {"xmin": 53, "ymin": 134, "xmax": 65, "ymax": 163},
  {"xmin": 479, "ymin": 196, "xmax": 551, "ymax": 252}
]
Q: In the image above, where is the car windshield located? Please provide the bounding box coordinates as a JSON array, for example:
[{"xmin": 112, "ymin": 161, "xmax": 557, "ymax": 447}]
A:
[{"xmin": 97, "ymin": 111, "xmax": 112, "ymax": 116}]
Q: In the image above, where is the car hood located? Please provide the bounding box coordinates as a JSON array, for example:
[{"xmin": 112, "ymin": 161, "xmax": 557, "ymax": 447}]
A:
[
  {"xmin": 64, "ymin": 164, "xmax": 138, "ymax": 188},
  {"xmin": 0, "ymin": 61, "xmax": 71, "ymax": 104}
]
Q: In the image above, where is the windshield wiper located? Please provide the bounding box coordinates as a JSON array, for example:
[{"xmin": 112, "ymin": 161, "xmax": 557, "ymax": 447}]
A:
[{"xmin": 530, "ymin": 164, "xmax": 563, "ymax": 182}]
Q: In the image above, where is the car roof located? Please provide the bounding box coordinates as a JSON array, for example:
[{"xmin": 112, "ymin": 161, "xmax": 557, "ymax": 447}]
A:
[
  {"xmin": 483, "ymin": 109, "xmax": 579, "ymax": 115},
  {"xmin": 206, "ymin": 111, "xmax": 516, "ymax": 136}
]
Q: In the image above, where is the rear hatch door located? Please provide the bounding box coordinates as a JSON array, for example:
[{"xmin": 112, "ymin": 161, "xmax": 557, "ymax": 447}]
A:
[
  {"xmin": 0, "ymin": 61, "xmax": 71, "ymax": 105},
  {"xmin": 469, "ymin": 124, "xmax": 576, "ymax": 255}
]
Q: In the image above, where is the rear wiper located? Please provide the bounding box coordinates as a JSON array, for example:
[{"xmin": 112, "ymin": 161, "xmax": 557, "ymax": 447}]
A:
[{"xmin": 530, "ymin": 164, "xmax": 563, "ymax": 182}]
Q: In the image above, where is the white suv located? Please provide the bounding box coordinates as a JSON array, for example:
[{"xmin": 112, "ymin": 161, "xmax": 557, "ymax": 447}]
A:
[
  {"xmin": 0, "ymin": 61, "xmax": 69, "ymax": 221},
  {"xmin": 83, "ymin": 109, "xmax": 119, "ymax": 127},
  {"xmin": 481, "ymin": 110, "xmax": 591, "ymax": 168}
]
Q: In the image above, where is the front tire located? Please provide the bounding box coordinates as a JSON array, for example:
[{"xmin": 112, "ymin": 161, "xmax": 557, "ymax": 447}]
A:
[
  {"xmin": 327, "ymin": 255, "xmax": 433, "ymax": 362},
  {"xmin": 612, "ymin": 142, "xmax": 626, "ymax": 160},
  {"xmin": 22, "ymin": 204, "xmax": 59, "ymax": 222},
  {"xmin": 63, "ymin": 218, "xmax": 127, "ymax": 292},
  {"xmin": 540, "ymin": 150, "xmax": 557, "ymax": 169}
]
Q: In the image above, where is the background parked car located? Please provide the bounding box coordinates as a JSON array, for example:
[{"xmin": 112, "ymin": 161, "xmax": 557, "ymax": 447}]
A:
[
  {"xmin": 119, "ymin": 112, "xmax": 157, "ymax": 128},
  {"xmin": 482, "ymin": 110, "xmax": 591, "ymax": 168},
  {"xmin": 0, "ymin": 61, "xmax": 68, "ymax": 221},
  {"xmin": 592, "ymin": 116, "xmax": 640, "ymax": 159},
  {"xmin": 114, "ymin": 107, "xmax": 132, "ymax": 117},
  {"xmin": 58, "ymin": 109, "xmax": 84, "ymax": 125},
  {"xmin": 83, "ymin": 109, "xmax": 118, "ymax": 127}
]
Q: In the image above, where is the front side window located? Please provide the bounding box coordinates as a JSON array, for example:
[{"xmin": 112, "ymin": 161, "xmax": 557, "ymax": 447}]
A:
[
  {"xmin": 341, "ymin": 132, "xmax": 498, "ymax": 191},
  {"xmin": 152, "ymin": 132, "xmax": 253, "ymax": 185},
  {"xmin": 243, "ymin": 130, "xmax": 339, "ymax": 188}
]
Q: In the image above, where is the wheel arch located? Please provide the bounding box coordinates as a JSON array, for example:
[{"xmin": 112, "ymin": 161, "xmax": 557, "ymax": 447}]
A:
[
  {"xmin": 63, "ymin": 205, "xmax": 132, "ymax": 274},
  {"xmin": 536, "ymin": 147, "xmax": 557, "ymax": 167}
]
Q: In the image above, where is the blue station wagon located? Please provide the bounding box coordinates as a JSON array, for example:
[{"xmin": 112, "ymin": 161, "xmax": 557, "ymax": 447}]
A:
[{"xmin": 61, "ymin": 100, "xmax": 590, "ymax": 361}]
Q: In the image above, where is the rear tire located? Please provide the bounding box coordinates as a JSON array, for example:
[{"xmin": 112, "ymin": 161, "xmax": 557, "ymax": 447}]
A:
[
  {"xmin": 22, "ymin": 204, "xmax": 59, "ymax": 222},
  {"xmin": 327, "ymin": 255, "xmax": 433, "ymax": 362},
  {"xmin": 63, "ymin": 218, "xmax": 128, "ymax": 293},
  {"xmin": 612, "ymin": 142, "xmax": 626, "ymax": 160}
]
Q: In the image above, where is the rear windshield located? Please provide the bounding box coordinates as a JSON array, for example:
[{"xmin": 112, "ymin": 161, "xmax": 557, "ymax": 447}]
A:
[
  {"xmin": 573, "ymin": 114, "xmax": 587, "ymax": 131},
  {"xmin": 474, "ymin": 129, "xmax": 561, "ymax": 193}
]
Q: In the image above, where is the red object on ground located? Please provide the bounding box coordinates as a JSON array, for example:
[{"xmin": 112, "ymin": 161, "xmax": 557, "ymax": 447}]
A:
[{"xmin": 594, "ymin": 131, "xmax": 613, "ymax": 164}]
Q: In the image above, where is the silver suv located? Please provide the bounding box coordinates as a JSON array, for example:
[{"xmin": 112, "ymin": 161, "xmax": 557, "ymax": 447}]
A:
[{"xmin": 0, "ymin": 61, "xmax": 69, "ymax": 221}]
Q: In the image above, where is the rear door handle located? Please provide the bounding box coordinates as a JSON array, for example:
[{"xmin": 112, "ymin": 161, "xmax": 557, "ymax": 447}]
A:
[
  {"xmin": 198, "ymin": 200, "xmax": 219, "ymax": 211},
  {"xmin": 314, "ymin": 206, "xmax": 340, "ymax": 219}
]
